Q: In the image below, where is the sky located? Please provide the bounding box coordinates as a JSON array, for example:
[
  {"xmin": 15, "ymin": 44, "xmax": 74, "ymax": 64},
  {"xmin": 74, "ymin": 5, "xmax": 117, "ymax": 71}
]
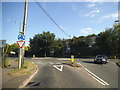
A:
[{"xmin": 2, "ymin": 1, "xmax": 119, "ymax": 46}]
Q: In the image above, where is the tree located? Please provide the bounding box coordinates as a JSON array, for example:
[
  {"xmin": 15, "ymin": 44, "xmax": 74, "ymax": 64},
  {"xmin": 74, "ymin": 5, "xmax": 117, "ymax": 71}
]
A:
[
  {"xmin": 113, "ymin": 24, "xmax": 120, "ymax": 57},
  {"xmin": 85, "ymin": 34, "xmax": 96, "ymax": 47},
  {"xmin": 96, "ymin": 24, "xmax": 120, "ymax": 57},
  {"xmin": 53, "ymin": 38, "xmax": 66, "ymax": 57},
  {"xmin": 5, "ymin": 43, "xmax": 19, "ymax": 56},
  {"xmin": 29, "ymin": 31, "xmax": 55, "ymax": 57}
]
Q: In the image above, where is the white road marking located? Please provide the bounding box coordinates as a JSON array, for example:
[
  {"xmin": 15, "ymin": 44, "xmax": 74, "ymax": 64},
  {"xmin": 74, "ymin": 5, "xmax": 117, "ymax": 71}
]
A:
[
  {"xmin": 85, "ymin": 68, "xmax": 109, "ymax": 86},
  {"xmin": 32, "ymin": 58, "xmax": 40, "ymax": 59},
  {"xmin": 91, "ymin": 75, "xmax": 106, "ymax": 86},
  {"xmin": 34, "ymin": 62, "xmax": 55, "ymax": 65},
  {"xmin": 53, "ymin": 65, "xmax": 63, "ymax": 72},
  {"xmin": 57, "ymin": 58, "xmax": 70, "ymax": 61}
]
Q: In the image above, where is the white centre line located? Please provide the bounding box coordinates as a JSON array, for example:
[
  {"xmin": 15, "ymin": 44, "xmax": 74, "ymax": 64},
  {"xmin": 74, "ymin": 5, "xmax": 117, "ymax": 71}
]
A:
[
  {"xmin": 85, "ymin": 68, "xmax": 109, "ymax": 86},
  {"xmin": 91, "ymin": 75, "xmax": 106, "ymax": 86}
]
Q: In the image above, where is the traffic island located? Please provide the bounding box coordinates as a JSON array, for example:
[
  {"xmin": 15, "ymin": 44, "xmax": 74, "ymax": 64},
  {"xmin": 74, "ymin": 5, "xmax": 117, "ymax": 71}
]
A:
[
  {"xmin": 62, "ymin": 61, "xmax": 82, "ymax": 67},
  {"xmin": 70, "ymin": 62, "xmax": 82, "ymax": 67},
  {"xmin": 116, "ymin": 62, "xmax": 120, "ymax": 67}
]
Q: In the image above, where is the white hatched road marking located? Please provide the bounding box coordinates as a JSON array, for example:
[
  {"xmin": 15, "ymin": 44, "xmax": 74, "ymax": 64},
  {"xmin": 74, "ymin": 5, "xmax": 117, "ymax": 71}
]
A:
[
  {"xmin": 85, "ymin": 68, "xmax": 109, "ymax": 86},
  {"xmin": 57, "ymin": 58, "xmax": 70, "ymax": 61},
  {"xmin": 34, "ymin": 62, "xmax": 55, "ymax": 65}
]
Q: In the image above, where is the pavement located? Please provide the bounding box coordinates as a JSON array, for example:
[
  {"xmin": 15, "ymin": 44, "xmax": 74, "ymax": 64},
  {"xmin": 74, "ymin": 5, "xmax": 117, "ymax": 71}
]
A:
[{"xmin": 2, "ymin": 58, "xmax": 37, "ymax": 89}]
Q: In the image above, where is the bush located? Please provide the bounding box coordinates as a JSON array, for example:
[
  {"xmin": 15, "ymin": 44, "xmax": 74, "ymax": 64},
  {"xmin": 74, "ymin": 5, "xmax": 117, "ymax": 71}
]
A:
[{"xmin": 4, "ymin": 58, "xmax": 11, "ymax": 67}]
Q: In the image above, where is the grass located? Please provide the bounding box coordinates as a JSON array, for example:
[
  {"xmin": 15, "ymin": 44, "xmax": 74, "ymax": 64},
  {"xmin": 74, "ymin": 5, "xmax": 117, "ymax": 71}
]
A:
[
  {"xmin": 8, "ymin": 61, "xmax": 37, "ymax": 77},
  {"xmin": 15, "ymin": 59, "xmax": 19, "ymax": 62}
]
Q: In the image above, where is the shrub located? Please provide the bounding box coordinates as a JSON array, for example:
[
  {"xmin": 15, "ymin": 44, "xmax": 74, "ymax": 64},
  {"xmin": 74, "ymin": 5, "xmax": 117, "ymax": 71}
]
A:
[{"xmin": 4, "ymin": 58, "xmax": 11, "ymax": 67}]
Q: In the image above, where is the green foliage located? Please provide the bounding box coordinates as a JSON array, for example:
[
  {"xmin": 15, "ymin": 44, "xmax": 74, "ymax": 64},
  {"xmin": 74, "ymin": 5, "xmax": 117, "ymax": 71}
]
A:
[
  {"xmin": 25, "ymin": 46, "xmax": 30, "ymax": 51},
  {"xmin": 69, "ymin": 35, "xmax": 96, "ymax": 56},
  {"xmin": 29, "ymin": 31, "xmax": 97, "ymax": 57},
  {"xmin": 4, "ymin": 58, "xmax": 11, "ymax": 67},
  {"xmin": 29, "ymin": 31, "xmax": 56, "ymax": 57},
  {"xmin": 5, "ymin": 43, "xmax": 19, "ymax": 56},
  {"xmin": 28, "ymin": 24, "xmax": 120, "ymax": 57},
  {"xmin": 96, "ymin": 24, "xmax": 120, "ymax": 56}
]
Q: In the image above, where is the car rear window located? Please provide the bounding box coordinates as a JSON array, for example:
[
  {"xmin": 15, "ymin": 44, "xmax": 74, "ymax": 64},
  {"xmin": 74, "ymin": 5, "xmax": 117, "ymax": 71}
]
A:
[{"xmin": 96, "ymin": 55, "xmax": 104, "ymax": 58}]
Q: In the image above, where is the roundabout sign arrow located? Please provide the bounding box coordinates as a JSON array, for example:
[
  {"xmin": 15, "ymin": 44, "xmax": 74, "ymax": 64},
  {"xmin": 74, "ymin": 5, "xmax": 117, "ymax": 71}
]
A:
[{"xmin": 18, "ymin": 33, "xmax": 25, "ymax": 41}]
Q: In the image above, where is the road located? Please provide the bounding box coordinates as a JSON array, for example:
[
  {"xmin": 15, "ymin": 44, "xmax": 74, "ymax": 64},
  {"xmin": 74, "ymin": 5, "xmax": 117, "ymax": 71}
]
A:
[
  {"xmin": 25, "ymin": 57, "xmax": 119, "ymax": 88},
  {"xmin": 76, "ymin": 58, "xmax": 119, "ymax": 88}
]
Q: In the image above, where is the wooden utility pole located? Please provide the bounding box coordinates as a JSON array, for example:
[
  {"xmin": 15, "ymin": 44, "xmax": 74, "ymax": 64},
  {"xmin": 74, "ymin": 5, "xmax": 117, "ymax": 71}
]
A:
[{"xmin": 21, "ymin": 0, "xmax": 28, "ymax": 67}]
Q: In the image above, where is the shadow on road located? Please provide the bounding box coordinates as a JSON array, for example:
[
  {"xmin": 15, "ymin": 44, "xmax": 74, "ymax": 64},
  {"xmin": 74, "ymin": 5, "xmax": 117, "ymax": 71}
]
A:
[
  {"xmin": 82, "ymin": 61, "xmax": 103, "ymax": 65},
  {"xmin": 116, "ymin": 63, "xmax": 120, "ymax": 67},
  {"xmin": 82, "ymin": 61, "xmax": 95, "ymax": 64},
  {"xmin": 26, "ymin": 81, "xmax": 41, "ymax": 87},
  {"xmin": 82, "ymin": 61, "xmax": 106, "ymax": 66}
]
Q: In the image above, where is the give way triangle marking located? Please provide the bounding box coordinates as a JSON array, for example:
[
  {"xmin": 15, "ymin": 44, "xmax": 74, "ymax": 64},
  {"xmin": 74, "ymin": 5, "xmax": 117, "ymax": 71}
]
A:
[{"xmin": 53, "ymin": 65, "xmax": 63, "ymax": 72}]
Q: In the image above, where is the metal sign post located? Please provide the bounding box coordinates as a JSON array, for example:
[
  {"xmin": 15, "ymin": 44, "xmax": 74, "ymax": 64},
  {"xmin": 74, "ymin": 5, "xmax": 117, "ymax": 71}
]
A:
[
  {"xmin": 2, "ymin": 48, "xmax": 5, "ymax": 67},
  {"xmin": 17, "ymin": 34, "xmax": 25, "ymax": 69},
  {"xmin": 0, "ymin": 40, "xmax": 6, "ymax": 67},
  {"xmin": 19, "ymin": 48, "xmax": 22, "ymax": 68}
]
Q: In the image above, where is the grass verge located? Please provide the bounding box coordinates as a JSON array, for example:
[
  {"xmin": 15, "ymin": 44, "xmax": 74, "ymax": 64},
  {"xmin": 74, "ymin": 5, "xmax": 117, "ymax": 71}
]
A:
[{"xmin": 8, "ymin": 61, "xmax": 37, "ymax": 77}]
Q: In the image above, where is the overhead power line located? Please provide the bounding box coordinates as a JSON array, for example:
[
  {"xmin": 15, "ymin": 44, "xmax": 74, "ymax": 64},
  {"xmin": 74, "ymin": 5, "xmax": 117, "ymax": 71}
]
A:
[{"xmin": 35, "ymin": 0, "xmax": 71, "ymax": 37}]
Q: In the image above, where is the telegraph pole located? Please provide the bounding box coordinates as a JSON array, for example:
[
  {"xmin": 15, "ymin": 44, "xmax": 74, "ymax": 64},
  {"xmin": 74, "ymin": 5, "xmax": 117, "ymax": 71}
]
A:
[{"xmin": 21, "ymin": 0, "xmax": 28, "ymax": 67}]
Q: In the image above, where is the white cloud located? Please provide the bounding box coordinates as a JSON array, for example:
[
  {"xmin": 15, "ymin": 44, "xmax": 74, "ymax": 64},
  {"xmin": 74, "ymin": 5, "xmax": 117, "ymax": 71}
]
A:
[
  {"xmin": 102, "ymin": 13, "xmax": 118, "ymax": 19},
  {"xmin": 87, "ymin": 3, "xmax": 96, "ymax": 7},
  {"xmin": 83, "ymin": 8, "xmax": 100, "ymax": 17},
  {"xmin": 80, "ymin": 28, "xmax": 93, "ymax": 34}
]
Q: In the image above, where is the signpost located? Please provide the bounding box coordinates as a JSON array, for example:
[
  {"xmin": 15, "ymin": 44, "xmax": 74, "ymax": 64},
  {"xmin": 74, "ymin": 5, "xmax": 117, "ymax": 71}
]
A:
[
  {"xmin": 0, "ymin": 40, "xmax": 6, "ymax": 48},
  {"xmin": 17, "ymin": 41, "xmax": 25, "ymax": 48},
  {"xmin": 0, "ymin": 40, "xmax": 6, "ymax": 67},
  {"xmin": 17, "ymin": 34, "xmax": 25, "ymax": 68},
  {"xmin": 18, "ymin": 33, "xmax": 25, "ymax": 41}
]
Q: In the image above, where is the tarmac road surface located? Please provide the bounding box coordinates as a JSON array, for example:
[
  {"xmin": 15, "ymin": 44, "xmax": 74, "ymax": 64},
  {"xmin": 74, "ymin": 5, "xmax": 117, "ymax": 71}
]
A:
[{"xmin": 25, "ymin": 58, "xmax": 119, "ymax": 88}]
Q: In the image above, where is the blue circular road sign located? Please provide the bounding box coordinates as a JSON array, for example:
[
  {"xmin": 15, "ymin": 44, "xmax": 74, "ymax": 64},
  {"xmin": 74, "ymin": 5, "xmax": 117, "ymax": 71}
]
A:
[{"xmin": 18, "ymin": 34, "xmax": 25, "ymax": 41}]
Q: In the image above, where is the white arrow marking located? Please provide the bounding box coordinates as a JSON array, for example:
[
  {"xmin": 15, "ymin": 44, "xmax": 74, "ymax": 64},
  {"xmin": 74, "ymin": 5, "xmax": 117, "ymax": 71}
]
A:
[{"xmin": 53, "ymin": 65, "xmax": 63, "ymax": 72}]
